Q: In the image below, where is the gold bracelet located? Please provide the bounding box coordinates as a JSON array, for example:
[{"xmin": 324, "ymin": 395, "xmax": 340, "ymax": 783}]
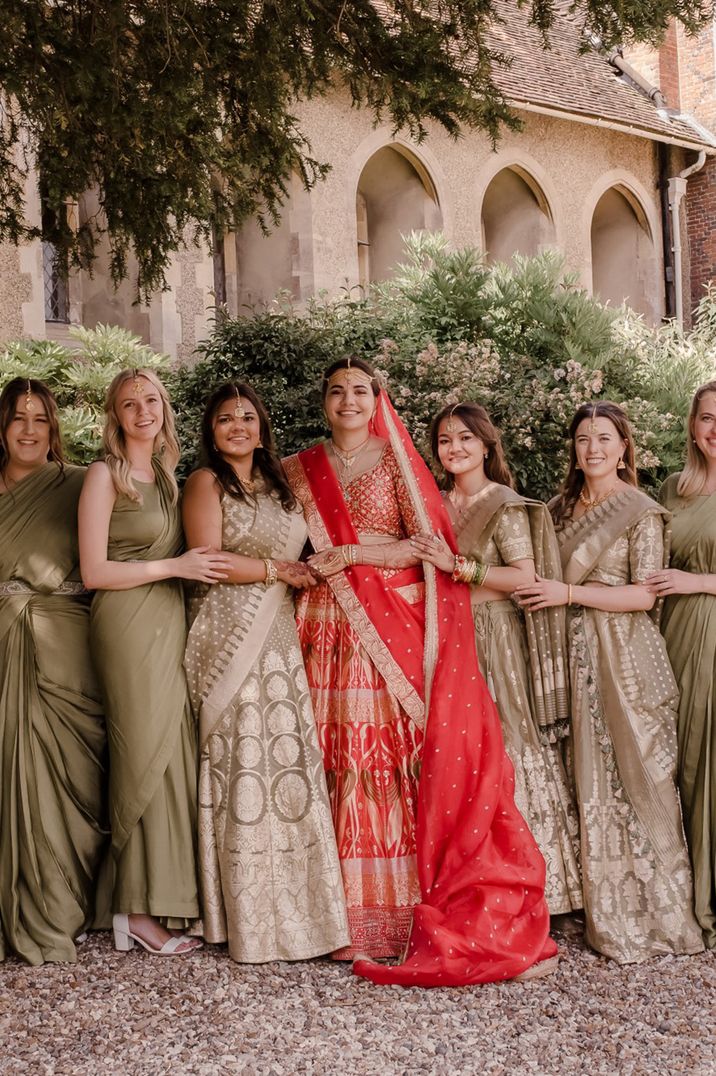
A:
[
  {"xmin": 263, "ymin": 558, "xmax": 278, "ymax": 586},
  {"xmin": 567, "ymin": 583, "xmax": 572, "ymax": 605}
]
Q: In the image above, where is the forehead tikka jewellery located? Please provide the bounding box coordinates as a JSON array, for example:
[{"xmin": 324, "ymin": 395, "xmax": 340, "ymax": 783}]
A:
[
  {"xmin": 445, "ymin": 405, "xmax": 460, "ymax": 434},
  {"xmin": 132, "ymin": 369, "xmax": 145, "ymax": 396},
  {"xmin": 233, "ymin": 386, "xmax": 245, "ymax": 420},
  {"xmin": 324, "ymin": 360, "xmax": 375, "ymax": 393},
  {"xmin": 588, "ymin": 404, "xmax": 599, "ymax": 434},
  {"xmin": 25, "ymin": 379, "xmax": 35, "ymax": 412}
]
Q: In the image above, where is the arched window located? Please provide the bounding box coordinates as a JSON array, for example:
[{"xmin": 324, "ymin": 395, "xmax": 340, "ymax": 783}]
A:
[
  {"xmin": 590, "ymin": 186, "xmax": 655, "ymax": 317},
  {"xmin": 481, "ymin": 166, "xmax": 555, "ymax": 264},
  {"xmin": 356, "ymin": 146, "xmax": 442, "ymax": 285}
]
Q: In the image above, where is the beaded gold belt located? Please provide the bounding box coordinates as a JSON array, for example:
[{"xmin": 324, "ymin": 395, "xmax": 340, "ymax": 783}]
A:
[{"xmin": 0, "ymin": 580, "xmax": 88, "ymax": 596}]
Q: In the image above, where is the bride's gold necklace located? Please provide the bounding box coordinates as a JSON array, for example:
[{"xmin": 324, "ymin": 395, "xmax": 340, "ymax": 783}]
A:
[
  {"xmin": 579, "ymin": 484, "xmax": 616, "ymax": 511},
  {"xmin": 331, "ymin": 436, "xmax": 371, "ymax": 478}
]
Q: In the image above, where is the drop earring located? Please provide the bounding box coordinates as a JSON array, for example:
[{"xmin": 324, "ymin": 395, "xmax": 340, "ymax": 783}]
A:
[{"xmin": 617, "ymin": 457, "xmax": 626, "ymax": 471}]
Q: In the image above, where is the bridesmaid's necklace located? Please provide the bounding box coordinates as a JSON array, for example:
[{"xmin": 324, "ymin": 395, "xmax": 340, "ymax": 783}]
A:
[
  {"xmin": 448, "ymin": 482, "xmax": 492, "ymax": 520},
  {"xmin": 579, "ymin": 484, "xmax": 616, "ymax": 511}
]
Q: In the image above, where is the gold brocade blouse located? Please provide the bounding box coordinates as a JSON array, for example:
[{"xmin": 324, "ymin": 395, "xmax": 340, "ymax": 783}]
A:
[
  {"xmin": 581, "ymin": 513, "xmax": 664, "ymax": 586},
  {"xmin": 481, "ymin": 505, "xmax": 534, "ymax": 567}
]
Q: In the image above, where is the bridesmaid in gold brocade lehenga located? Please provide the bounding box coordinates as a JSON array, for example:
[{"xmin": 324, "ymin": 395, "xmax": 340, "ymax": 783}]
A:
[
  {"xmin": 0, "ymin": 379, "xmax": 107, "ymax": 965},
  {"xmin": 645, "ymin": 380, "xmax": 716, "ymax": 948},
  {"xmin": 411, "ymin": 402, "xmax": 581, "ymax": 916},
  {"xmin": 516, "ymin": 401, "xmax": 703, "ymax": 963},
  {"xmin": 182, "ymin": 383, "xmax": 349, "ymax": 962},
  {"xmin": 79, "ymin": 369, "xmax": 230, "ymax": 957}
]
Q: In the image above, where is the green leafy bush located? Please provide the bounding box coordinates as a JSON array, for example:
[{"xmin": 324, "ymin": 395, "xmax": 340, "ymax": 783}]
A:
[
  {"xmin": 0, "ymin": 325, "xmax": 171, "ymax": 463},
  {"xmin": 3, "ymin": 242, "xmax": 715, "ymax": 499}
]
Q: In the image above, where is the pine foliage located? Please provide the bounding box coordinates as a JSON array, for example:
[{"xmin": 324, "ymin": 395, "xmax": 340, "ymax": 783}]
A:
[{"xmin": 0, "ymin": 1, "xmax": 710, "ymax": 296}]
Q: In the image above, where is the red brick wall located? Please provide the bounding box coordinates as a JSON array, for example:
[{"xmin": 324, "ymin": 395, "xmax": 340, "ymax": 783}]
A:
[
  {"xmin": 672, "ymin": 19, "xmax": 716, "ymax": 314},
  {"xmin": 677, "ymin": 21, "xmax": 716, "ymax": 127},
  {"xmin": 658, "ymin": 22, "xmax": 681, "ymax": 109},
  {"xmin": 686, "ymin": 156, "xmax": 716, "ymax": 312}
]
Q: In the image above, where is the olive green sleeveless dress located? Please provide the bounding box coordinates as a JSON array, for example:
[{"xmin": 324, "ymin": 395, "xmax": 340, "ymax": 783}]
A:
[{"xmin": 90, "ymin": 466, "xmax": 199, "ymax": 923}]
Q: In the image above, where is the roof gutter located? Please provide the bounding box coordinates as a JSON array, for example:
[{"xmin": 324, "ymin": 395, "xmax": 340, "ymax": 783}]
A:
[{"xmin": 512, "ymin": 99, "xmax": 716, "ymax": 153}]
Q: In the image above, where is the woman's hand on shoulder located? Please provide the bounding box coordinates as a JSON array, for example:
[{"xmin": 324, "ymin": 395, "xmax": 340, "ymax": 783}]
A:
[
  {"xmin": 644, "ymin": 568, "xmax": 704, "ymax": 596},
  {"xmin": 175, "ymin": 546, "xmax": 231, "ymax": 583},
  {"xmin": 410, "ymin": 531, "xmax": 455, "ymax": 574}
]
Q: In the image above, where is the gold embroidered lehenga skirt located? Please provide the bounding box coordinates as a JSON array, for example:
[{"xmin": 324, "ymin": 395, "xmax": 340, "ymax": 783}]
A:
[{"xmin": 185, "ymin": 491, "xmax": 349, "ymax": 962}]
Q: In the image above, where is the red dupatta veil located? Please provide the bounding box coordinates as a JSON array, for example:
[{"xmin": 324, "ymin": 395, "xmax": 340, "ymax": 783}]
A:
[{"xmin": 291, "ymin": 389, "xmax": 556, "ymax": 986}]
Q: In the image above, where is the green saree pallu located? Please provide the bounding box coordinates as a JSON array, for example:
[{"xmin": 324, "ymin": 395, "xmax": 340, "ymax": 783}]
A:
[
  {"xmin": 90, "ymin": 466, "xmax": 199, "ymax": 922},
  {"xmin": 557, "ymin": 487, "xmax": 703, "ymax": 963},
  {"xmin": 0, "ymin": 463, "xmax": 107, "ymax": 965},
  {"xmin": 660, "ymin": 473, "xmax": 716, "ymax": 948},
  {"xmin": 454, "ymin": 483, "xmax": 582, "ymax": 916}
]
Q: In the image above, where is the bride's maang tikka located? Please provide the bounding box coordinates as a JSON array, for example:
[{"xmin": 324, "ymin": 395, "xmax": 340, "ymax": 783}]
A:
[
  {"xmin": 325, "ymin": 357, "xmax": 375, "ymax": 391},
  {"xmin": 131, "ymin": 369, "xmax": 145, "ymax": 396},
  {"xmin": 233, "ymin": 384, "xmax": 245, "ymax": 419},
  {"xmin": 588, "ymin": 404, "xmax": 599, "ymax": 433},
  {"xmin": 25, "ymin": 379, "xmax": 35, "ymax": 412}
]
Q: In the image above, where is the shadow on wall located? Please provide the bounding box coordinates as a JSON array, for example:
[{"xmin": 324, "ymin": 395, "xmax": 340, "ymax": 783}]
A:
[
  {"xmin": 481, "ymin": 166, "xmax": 556, "ymax": 263},
  {"xmin": 591, "ymin": 185, "xmax": 656, "ymax": 319},
  {"xmin": 356, "ymin": 146, "xmax": 443, "ymax": 287}
]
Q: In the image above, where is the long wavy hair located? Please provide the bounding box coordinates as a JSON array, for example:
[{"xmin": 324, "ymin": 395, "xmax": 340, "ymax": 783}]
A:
[
  {"xmin": 103, "ymin": 368, "xmax": 180, "ymax": 504},
  {"xmin": 320, "ymin": 355, "xmax": 381, "ymax": 405},
  {"xmin": 550, "ymin": 401, "xmax": 637, "ymax": 527},
  {"xmin": 0, "ymin": 378, "xmax": 64, "ymax": 475},
  {"xmin": 430, "ymin": 402, "xmax": 514, "ymax": 490},
  {"xmin": 199, "ymin": 382, "xmax": 296, "ymax": 511},
  {"xmin": 678, "ymin": 379, "xmax": 716, "ymax": 498}
]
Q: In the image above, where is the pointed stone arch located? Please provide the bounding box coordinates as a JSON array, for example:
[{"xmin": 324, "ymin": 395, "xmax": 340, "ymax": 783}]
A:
[{"xmin": 355, "ymin": 144, "xmax": 443, "ymax": 286}]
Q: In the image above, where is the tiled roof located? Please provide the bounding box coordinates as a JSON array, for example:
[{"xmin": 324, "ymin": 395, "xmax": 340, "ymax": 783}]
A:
[{"xmin": 487, "ymin": 1, "xmax": 716, "ymax": 151}]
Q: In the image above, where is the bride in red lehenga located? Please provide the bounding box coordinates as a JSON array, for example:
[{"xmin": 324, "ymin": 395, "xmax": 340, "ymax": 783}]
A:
[{"xmin": 283, "ymin": 357, "xmax": 557, "ymax": 986}]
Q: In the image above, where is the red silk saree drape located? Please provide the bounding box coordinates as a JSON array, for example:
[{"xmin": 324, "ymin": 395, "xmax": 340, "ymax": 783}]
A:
[{"xmin": 291, "ymin": 390, "xmax": 556, "ymax": 986}]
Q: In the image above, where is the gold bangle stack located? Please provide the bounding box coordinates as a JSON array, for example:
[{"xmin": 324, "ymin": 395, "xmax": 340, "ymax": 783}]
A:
[
  {"xmin": 452, "ymin": 554, "xmax": 489, "ymax": 587},
  {"xmin": 567, "ymin": 583, "xmax": 573, "ymax": 605},
  {"xmin": 263, "ymin": 558, "xmax": 278, "ymax": 586},
  {"xmin": 344, "ymin": 545, "xmax": 359, "ymax": 567}
]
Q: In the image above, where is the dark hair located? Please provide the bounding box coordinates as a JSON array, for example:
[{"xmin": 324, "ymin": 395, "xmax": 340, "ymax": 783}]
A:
[
  {"xmin": 430, "ymin": 402, "xmax": 514, "ymax": 489},
  {"xmin": 0, "ymin": 378, "xmax": 64, "ymax": 474},
  {"xmin": 199, "ymin": 382, "xmax": 295, "ymax": 511},
  {"xmin": 550, "ymin": 401, "xmax": 637, "ymax": 527},
  {"xmin": 320, "ymin": 355, "xmax": 380, "ymax": 402}
]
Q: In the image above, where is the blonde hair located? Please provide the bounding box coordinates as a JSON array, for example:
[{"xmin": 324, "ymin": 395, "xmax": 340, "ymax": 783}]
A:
[
  {"xmin": 103, "ymin": 368, "xmax": 180, "ymax": 504},
  {"xmin": 678, "ymin": 379, "xmax": 716, "ymax": 498}
]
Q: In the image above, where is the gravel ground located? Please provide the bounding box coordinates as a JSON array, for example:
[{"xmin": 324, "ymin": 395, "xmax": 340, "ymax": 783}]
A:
[{"xmin": 1, "ymin": 923, "xmax": 714, "ymax": 1076}]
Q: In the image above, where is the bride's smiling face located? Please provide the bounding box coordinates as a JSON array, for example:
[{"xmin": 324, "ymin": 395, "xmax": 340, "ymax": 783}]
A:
[{"xmin": 323, "ymin": 373, "xmax": 376, "ymax": 436}]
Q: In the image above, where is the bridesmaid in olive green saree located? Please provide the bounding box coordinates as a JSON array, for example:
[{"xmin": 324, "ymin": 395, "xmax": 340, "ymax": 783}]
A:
[
  {"xmin": 646, "ymin": 380, "xmax": 716, "ymax": 949},
  {"xmin": 79, "ymin": 369, "xmax": 230, "ymax": 957},
  {"xmin": 0, "ymin": 378, "xmax": 107, "ymax": 965}
]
